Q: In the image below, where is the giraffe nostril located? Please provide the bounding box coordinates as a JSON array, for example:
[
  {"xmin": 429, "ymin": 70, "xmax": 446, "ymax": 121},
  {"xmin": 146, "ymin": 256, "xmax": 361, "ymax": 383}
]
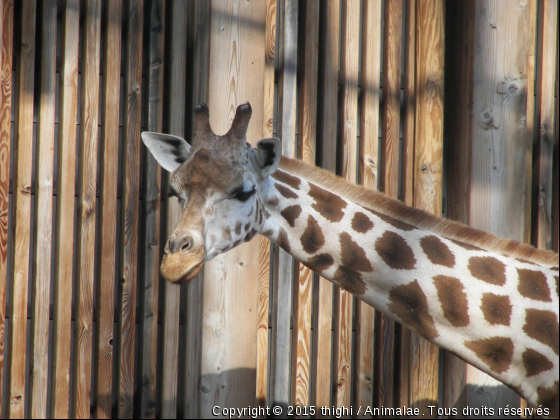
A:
[{"xmin": 181, "ymin": 237, "xmax": 193, "ymax": 252}]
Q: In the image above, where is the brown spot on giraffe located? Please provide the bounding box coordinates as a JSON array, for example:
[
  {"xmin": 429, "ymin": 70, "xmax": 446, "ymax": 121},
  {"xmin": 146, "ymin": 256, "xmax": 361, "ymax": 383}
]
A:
[
  {"xmin": 517, "ymin": 268, "xmax": 551, "ymax": 302},
  {"xmin": 222, "ymin": 227, "xmax": 232, "ymax": 242},
  {"xmin": 523, "ymin": 309, "xmax": 559, "ymax": 355},
  {"xmin": 276, "ymin": 228, "xmax": 291, "ymax": 253},
  {"xmin": 340, "ymin": 232, "xmax": 373, "ymax": 273},
  {"xmin": 450, "ymin": 239, "xmax": 482, "ymax": 251},
  {"xmin": 247, "ymin": 206, "xmax": 254, "ymax": 217},
  {"xmin": 364, "ymin": 207, "xmax": 416, "ymax": 231},
  {"xmin": 333, "ymin": 268, "xmax": 367, "ymax": 296},
  {"xmin": 433, "ymin": 275, "xmax": 469, "ymax": 327},
  {"xmin": 272, "ymin": 170, "xmax": 301, "ymax": 190},
  {"xmin": 421, "ymin": 235, "xmax": 456, "ymax": 268},
  {"xmin": 244, "ymin": 222, "xmax": 251, "ymax": 232},
  {"xmin": 265, "ymin": 195, "xmax": 279, "ymax": 207},
  {"xmin": 551, "ymin": 266, "xmax": 559, "ymax": 271},
  {"xmin": 234, "ymin": 221, "xmax": 242, "ymax": 236},
  {"xmin": 388, "ymin": 279, "xmax": 439, "ymax": 340},
  {"xmin": 301, "ymin": 215, "xmax": 325, "ymax": 254},
  {"xmin": 537, "ymin": 381, "xmax": 559, "ymax": 418},
  {"xmin": 308, "ymin": 183, "xmax": 347, "ymax": 223},
  {"xmin": 245, "ymin": 228, "xmax": 258, "ymax": 242},
  {"xmin": 555, "ymin": 276, "xmax": 559, "ymax": 297},
  {"xmin": 305, "ymin": 253, "xmax": 335, "ymax": 273},
  {"xmin": 480, "ymin": 293, "xmax": 512, "ymax": 326},
  {"xmin": 375, "ymin": 231, "xmax": 416, "ymax": 270},
  {"xmin": 522, "ymin": 348, "xmax": 553, "ymax": 377},
  {"xmin": 351, "ymin": 212, "xmax": 374, "ymax": 233},
  {"xmin": 281, "ymin": 205, "xmax": 302, "ymax": 228},
  {"xmin": 464, "ymin": 337, "xmax": 514, "ymax": 374},
  {"xmin": 516, "ymin": 258, "xmax": 537, "ymax": 266},
  {"xmin": 275, "ymin": 184, "xmax": 298, "ymax": 200},
  {"xmin": 468, "ymin": 256, "xmax": 507, "ymax": 286}
]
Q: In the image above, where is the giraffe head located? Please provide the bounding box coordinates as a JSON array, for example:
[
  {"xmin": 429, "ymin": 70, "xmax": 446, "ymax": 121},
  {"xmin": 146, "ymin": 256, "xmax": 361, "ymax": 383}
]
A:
[{"xmin": 142, "ymin": 103, "xmax": 281, "ymax": 283}]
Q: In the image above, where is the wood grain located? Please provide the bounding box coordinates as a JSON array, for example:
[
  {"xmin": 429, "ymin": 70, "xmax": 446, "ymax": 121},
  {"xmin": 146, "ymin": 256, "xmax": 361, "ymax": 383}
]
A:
[
  {"xmin": 30, "ymin": 1, "xmax": 56, "ymax": 417},
  {"xmin": 256, "ymin": 0, "xmax": 276, "ymax": 409},
  {"xmin": 410, "ymin": 0, "xmax": 444, "ymax": 416},
  {"xmin": 95, "ymin": 1, "xmax": 122, "ymax": 418},
  {"xmin": 73, "ymin": 1, "xmax": 102, "ymax": 417},
  {"xmin": 9, "ymin": 1, "xmax": 36, "ymax": 417},
  {"xmin": 292, "ymin": 0, "xmax": 318, "ymax": 409},
  {"xmin": 201, "ymin": 1, "xmax": 266, "ymax": 417},
  {"xmin": 118, "ymin": 0, "xmax": 143, "ymax": 417},
  {"xmin": 183, "ymin": 1, "xmax": 210, "ymax": 417},
  {"xmin": 464, "ymin": 1, "xmax": 535, "ymax": 412},
  {"xmin": 160, "ymin": 1, "xmax": 186, "ymax": 418},
  {"xmin": 356, "ymin": 1, "xmax": 382, "ymax": 415},
  {"xmin": 0, "ymin": 0, "xmax": 14, "ymax": 416},
  {"xmin": 336, "ymin": 0, "xmax": 360, "ymax": 411},
  {"xmin": 398, "ymin": 0, "xmax": 417, "ymax": 410},
  {"xmin": 52, "ymin": 1, "xmax": 79, "ymax": 417},
  {"xmin": 534, "ymin": 0, "xmax": 557, "ymax": 249},
  {"xmin": 313, "ymin": 0, "xmax": 339, "ymax": 410},
  {"xmin": 140, "ymin": 1, "xmax": 165, "ymax": 418},
  {"xmin": 271, "ymin": 0, "xmax": 297, "ymax": 411}
]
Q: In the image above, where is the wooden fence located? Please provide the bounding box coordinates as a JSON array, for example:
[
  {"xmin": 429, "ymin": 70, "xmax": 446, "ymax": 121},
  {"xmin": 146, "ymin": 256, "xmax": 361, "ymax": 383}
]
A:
[{"xmin": 0, "ymin": 0, "xmax": 558, "ymax": 418}]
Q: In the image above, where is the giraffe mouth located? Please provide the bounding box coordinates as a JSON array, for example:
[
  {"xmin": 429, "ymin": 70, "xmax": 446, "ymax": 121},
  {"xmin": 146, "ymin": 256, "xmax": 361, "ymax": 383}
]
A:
[{"xmin": 160, "ymin": 245, "xmax": 206, "ymax": 283}]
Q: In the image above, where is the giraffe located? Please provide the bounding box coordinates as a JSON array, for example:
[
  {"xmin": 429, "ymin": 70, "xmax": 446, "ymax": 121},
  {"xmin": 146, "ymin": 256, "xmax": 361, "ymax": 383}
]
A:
[{"xmin": 142, "ymin": 103, "xmax": 559, "ymax": 416}]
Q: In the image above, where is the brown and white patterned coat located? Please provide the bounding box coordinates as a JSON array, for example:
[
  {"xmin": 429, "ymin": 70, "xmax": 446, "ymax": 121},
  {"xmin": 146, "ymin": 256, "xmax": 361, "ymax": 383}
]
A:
[{"xmin": 142, "ymin": 103, "xmax": 559, "ymax": 417}]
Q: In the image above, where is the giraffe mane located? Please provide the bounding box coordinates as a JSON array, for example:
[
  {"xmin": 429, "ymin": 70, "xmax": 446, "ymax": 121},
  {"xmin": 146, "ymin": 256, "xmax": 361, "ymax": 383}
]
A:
[{"xmin": 279, "ymin": 156, "xmax": 559, "ymax": 267}]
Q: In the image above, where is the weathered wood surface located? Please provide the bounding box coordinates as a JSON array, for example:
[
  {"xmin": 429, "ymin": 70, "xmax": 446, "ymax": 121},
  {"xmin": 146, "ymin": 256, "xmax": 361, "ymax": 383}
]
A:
[
  {"xmin": 9, "ymin": 1, "xmax": 36, "ymax": 417},
  {"xmin": 0, "ymin": 0, "xmax": 13, "ymax": 414},
  {"xmin": 52, "ymin": 1, "xmax": 79, "ymax": 417},
  {"xmin": 201, "ymin": 1, "xmax": 266, "ymax": 417},
  {"xmin": 140, "ymin": 0, "xmax": 165, "ymax": 418},
  {"xmin": 73, "ymin": 1, "xmax": 101, "ymax": 417},
  {"xmin": 292, "ymin": 0, "xmax": 318, "ymax": 409},
  {"xmin": 271, "ymin": 0, "xmax": 297, "ymax": 413},
  {"xmin": 96, "ymin": 1, "xmax": 122, "ymax": 418},
  {"xmin": 534, "ymin": 0, "xmax": 558, "ymax": 250},
  {"xmin": 356, "ymin": 0, "xmax": 382, "ymax": 414},
  {"xmin": 313, "ymin": 0, "xmax": 339, "ymax": 410},
  {"xmin": 118, "ymin": 0, "xmax": 143, "ymax": 417},
  {"xmin": 410, "ymin": 0, "xmax": 444, "ymax": 417},
  {"xmin": 256, "ymin": 0, "xmax": 276, "ymax": 409},
  {"xmin": 161, "ymin": 2, "xmax": 186, "ymax": 418},
  {"xmin": 336, "ymin": 0, "xmax": 360, "ymax": 411}
]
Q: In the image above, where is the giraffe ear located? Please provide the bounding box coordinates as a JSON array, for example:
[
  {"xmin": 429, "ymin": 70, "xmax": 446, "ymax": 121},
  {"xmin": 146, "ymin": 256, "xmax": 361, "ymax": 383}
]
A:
[
  {"xmin": 141, "ymin": 132, "xmax": 192, "ymax": 172},
  {"xmin": 255, "ymin": 137, "xmax": 281, "ymax": 178}
]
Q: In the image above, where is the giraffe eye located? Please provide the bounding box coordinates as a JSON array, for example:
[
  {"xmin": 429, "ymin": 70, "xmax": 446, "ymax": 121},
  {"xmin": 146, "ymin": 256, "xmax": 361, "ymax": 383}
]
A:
[{"xmin": 234, "ymin": 186, "xmax": 256, "ymax": 202}]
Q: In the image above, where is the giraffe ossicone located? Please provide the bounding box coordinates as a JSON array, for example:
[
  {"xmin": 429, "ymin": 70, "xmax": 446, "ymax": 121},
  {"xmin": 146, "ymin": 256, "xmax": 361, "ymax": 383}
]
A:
[{"xmin": 142, "ymin": 103, "xmax": 559, "ymax": 417}]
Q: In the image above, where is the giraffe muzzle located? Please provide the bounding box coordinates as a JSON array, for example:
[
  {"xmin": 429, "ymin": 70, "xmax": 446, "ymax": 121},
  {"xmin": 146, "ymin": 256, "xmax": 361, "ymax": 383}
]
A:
[{"xmin": 161, "ymin": 237, "xmax": 206, "ymax": 283}]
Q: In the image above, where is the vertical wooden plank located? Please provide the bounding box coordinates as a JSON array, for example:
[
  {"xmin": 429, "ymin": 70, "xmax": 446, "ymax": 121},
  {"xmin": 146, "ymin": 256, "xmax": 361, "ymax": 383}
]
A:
[
  {"xmin": 534, "ymin": 0, "xmax": 558, "ymax": 249},
  {"xmin": 398, "ymin": 0, "xmax": 417, "ymax": 410},
  {"xmin": 183, "ymin": 1, "xmax": 210, "ymax": 417},
  {"xmin": 313, "ymin": 0, "xmax": 339, "ymax": 410},
  {"xmin": 73, "ymin": 1, "xmax": 102, "ymax": 417},
  {"xmin": 377, "ymin": 0, "xmax": 403, "ymax": 411},
  {"xmin": 52, "ymin": 0, "xmax": 79, "ymax": 417},
  {"xmin": 8, "ymin": 1, "xmax": 35, "ymax": 417},
  {"xmin": 463, "ymin": 0, "xmax": 535, "ymax": 412},
  {"xmin": 160, "ymin": 1, "xmax": 185, "ymax": 418},
  {"xmin": 202, "ymin": 1, "xmax": 266, "ymax": 416},
  {"xmin": 356, "ymin": 0, "xmax": 382, "ymax": 414},
  {"xmin": 272, "ymin": 0, "xmax": 297, "ymax": 412},
  {"xmin": 118, "ymin": 0, "xmax": 143, "ymax": 417},
  {"xmin": 30, "ymin": 0, "xmax": 56, "ymax": 417},
  {"xmin": 442, "ymin": 0, "xmax": 474, "ymax": 415},
  {"xmin": 96, "ymin": 0, "xmax": 122, "ymax": 418},
  {"xmin": 336, "ymin": 0, "xmax": 360, "ymax": 411},
  {"xmin": 554, "ymin": 14, "xmax": 559, "ymax": 254},
  {"xmin": 410, "ymin": 0, "xmax": 444, "ymax": 417},
  {"xmin": 256, "ymin": 0, "xmax": 276, "ymax": 409},
  {"xmin": 0, "ymin": 0, "xmax": 14, "ymax": 414},
  {"xmin": 140, "ymin": 1, "xmax": 165, "ymax": 418},
  {"xmin": 292, "ymin": 0, "xmax": 318, "ymax": 409}
]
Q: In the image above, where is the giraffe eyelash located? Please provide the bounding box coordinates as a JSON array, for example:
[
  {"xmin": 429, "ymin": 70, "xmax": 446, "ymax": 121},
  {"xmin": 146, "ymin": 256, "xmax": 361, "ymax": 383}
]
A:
[{"xmin": 234, "ymin": 187, "xmax": 256, "ymax": 202}]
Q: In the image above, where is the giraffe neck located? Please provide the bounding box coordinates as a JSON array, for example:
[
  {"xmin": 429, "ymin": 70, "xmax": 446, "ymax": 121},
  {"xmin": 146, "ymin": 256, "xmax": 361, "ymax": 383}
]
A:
[{"xmin": 259, "ymin": 156, "xmax": 559, "ymax": 415}]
